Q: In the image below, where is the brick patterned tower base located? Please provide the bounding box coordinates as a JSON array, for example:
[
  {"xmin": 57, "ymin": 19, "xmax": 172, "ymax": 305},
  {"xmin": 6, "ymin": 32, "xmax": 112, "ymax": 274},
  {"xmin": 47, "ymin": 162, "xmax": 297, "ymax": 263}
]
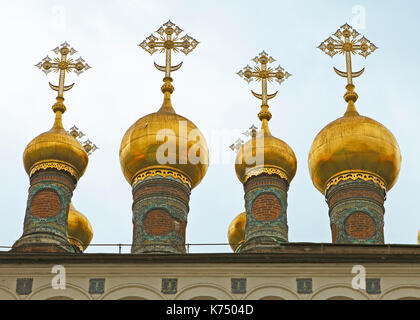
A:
[
  {"xmin": 12, "ymin": 169, "xmax": 76, "ymax": 253},
  {"xmin": 326, "ymin": 175, "xmax": 386, "ymax": 244},
  {"xmin": 131, "ymin": 174, "xmax": 191, "ymax": 254},
  {"xmin": 238, "ymin": 174, "xmax": 289, "ymax": 253}
]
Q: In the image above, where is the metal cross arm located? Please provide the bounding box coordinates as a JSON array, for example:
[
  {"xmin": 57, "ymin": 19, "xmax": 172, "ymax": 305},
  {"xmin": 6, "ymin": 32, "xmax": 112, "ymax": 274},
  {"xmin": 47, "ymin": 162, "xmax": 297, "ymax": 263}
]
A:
[
  {"xmin": 237, "ymin": 51, "xmax": 291, "ymax": 106},
  {"xmin": 139, "ymin": 20, "xmax": 199, "ymax": 78},
  {"xmin": 318, "ymin": 23, "xmax": 378, "ymax": 85},
  {"xmin": 35, "ymin": 41, "xmax": 91, "ymax": 99},
  {"xmin": 229, "ymin": 138, "xmax": 244, "ymax": 152},
  {"xmin": 82, "ymin": 139, "xmax": 99, "ymax": 156},
  {"xmin": 69, "ymin": 125, "xmax": 99, "ymax": 156}
]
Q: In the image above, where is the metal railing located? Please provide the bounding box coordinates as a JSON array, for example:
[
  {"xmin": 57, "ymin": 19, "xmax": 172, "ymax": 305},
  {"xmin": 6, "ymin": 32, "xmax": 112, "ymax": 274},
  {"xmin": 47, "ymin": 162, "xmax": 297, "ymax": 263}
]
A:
[{"xmin": 0, "ymin": 243, "xmax": 235, "ymax": 254}]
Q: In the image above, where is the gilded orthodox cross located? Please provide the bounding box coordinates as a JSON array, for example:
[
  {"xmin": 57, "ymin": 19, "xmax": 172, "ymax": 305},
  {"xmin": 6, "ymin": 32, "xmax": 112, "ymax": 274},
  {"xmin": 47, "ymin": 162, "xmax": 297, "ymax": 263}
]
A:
[
  {"xmin": 139, "ymin": 20, "xmax": 199, "ymax": 79},
  {"xmin": 35, "ymin": 43, "xmax": 95, "ymax": 153},
  {"xmin": 35, "ymin": 42, "xmax": 91, "ymax": 113},
  {"xmin": 237, "ymin": 51, "xmax": 291, "ymax": 123},
  {"xmin": 318, "ymin": 23, "xmax": 377, "ymax": 85},
  {"xmin": 318, "ymin": 23, "xmax": 377, "ymax": 111}
]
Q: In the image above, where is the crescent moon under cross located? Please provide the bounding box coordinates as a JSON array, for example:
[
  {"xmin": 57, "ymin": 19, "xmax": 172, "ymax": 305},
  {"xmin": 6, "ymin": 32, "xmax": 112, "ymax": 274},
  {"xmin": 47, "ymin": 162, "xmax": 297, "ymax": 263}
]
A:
[
  {"xmin": 154, "ymin": 61, "xmax": 183, "ymax": 73},
  {"xmin": 49, "ymin": 82, "xmax": 75, "ymax": 92},
  {"xmin": 333, "ymin": 67, "xmax": 365, "ymax": 79},
  {"xmin": 251, "ymin": 90, "xmax": 278, "ymax": 101}
]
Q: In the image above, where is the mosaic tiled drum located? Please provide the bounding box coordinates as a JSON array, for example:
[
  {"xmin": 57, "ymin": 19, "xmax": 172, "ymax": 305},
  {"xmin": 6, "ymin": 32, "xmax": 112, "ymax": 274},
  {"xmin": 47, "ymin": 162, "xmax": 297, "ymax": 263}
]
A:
[
  {"xmin": 131, "ymin": 174, "xmax": 191, "ymax": 254},
  {"xmin": 238, "ymin": 174, "xmax": 289, "ymax": 253},
  {"xmin": 326, "ymin": 175, "xmax": 386, "ymax": 244},
  {"xmin": 12, "ymin": 169, "xmax": 77, "ymax": 253}
]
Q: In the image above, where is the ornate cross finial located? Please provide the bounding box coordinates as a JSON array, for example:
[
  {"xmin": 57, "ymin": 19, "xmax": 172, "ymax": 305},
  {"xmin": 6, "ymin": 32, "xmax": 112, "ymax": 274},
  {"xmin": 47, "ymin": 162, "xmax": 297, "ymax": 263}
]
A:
[
  {"xmin": 318, "ymin": 24, "xmax": 377, "ymax": 112},
  {"xmin": 237, "ymin": 51, "xmax": 291, "ymax": 123},
  {"xmin": 229, "ymin": 125, "xmax": 258, "ymax": 152},
  {"xmin": 82, "ymin": 139, "xmax": 99, "ymax": 156},
  {"xmin": 35, "ymin": 42, "xmax": 91, "ymax": 114},
  {"xmin": 139, "ymin": 20, "xmax": 198, "ymax": 78},
  {"xmin": 69, "ymin": 125, "xmax": 98, "ymax": 156},
  {"xmin": 139, "ymin": 21, "xmax": 198, "ymax": 112}
]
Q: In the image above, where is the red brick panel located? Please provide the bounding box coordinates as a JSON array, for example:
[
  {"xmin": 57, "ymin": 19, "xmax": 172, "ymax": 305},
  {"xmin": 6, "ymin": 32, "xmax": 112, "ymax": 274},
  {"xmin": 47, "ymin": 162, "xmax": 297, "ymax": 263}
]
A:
[
  {"xmin": 328, "ymin": 189, "xmax": 384, "ymax": 206},
  {"xmin": 345, "ymin": 212, "xmax": 375, "ymax": 240},
  {"xmin": 31, "ymin": 190, "xmax": 61, "ymax": 218},
  {"xmin": 144, "ymin": 209, "xmax": 173, "ymax": 236},
  {"xmin": 134, "ymin": 185, "xmax": 189, "ymax": 203},
  {"xmin": 245, "ymin": 175, "xmax": 286, "ymax": 192},
  {"xmin": 31, "ymin": 174, "xmax": 74, "ymax": 191},
  {"xmin": 252, "ymin": 193, "xmax": 281, "ymax": 221}
]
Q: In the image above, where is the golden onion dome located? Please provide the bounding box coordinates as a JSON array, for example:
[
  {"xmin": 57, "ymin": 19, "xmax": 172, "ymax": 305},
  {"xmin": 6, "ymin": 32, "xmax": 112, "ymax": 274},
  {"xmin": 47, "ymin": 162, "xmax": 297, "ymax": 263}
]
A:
[
  {"xmin": 23, "ymin": 111, "xmax": 88, "ymax": 179},
  {"xmin": 417, "ymin": 230, "xmax": 420, "ymax": 245},
  {"xmin": 68, "ymin": 203, "xmax": 93, "ymax": 252},
  {"xmin": 308, "ymin": 103, "xmax": 401, "ymax": 193},
  {"xmin": 119, "ymin": 87, "xmax": 209, "ymax": 189},
  {"xmin": 235, "ymin": 120, "xmax": 297, "ymax": 184},
  {"xmin": 228, "ymin": 212, "xmax": 246, "ymax": 252}
]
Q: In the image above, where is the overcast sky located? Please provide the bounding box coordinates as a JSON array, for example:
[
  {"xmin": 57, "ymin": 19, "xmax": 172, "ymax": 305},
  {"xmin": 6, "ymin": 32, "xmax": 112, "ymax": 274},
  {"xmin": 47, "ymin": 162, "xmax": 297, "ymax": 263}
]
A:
[{"xmin": 1, "ymin": 0, "xmax": 419, "ymax": 253}]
